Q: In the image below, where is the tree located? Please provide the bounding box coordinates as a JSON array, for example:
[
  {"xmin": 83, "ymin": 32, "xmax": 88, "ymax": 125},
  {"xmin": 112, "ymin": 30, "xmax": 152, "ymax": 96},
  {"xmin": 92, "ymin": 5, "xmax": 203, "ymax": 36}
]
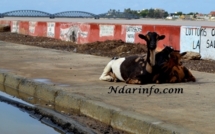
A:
[
  {"xmin": 124, "ymin": 8, "xmax": 131, "ymax": 13},
  {"xmin": 154, "ymin": 10, "xmax": 160, "ymax": 18},
  {"xmin": 123, "ymin": 8, "xmax": 139, "ymax": 18},
  {"xmin": 107, "ymin": 8, "xmax": 168, "ymax": 19},
  {"xmin": 148, "ymin": 8, "xmax": 155, "ymax": 18},
  {"xmin": 139, "ymin": 9, "xmax": 149, "ymax": 17},
  {"xmin": 187, "ymin": 12, "xmax": 195, "ymax": 15},
  {"xmin": 164, "ymin": 11, "xmax": 169, "ymax": 18},
  {"xmin": 176, "ymin": 11, "xmax": 183, "ymax": 16},
  {"xmin": 138, "ymin": 8, "xmax": 169, "ymax": 18}
]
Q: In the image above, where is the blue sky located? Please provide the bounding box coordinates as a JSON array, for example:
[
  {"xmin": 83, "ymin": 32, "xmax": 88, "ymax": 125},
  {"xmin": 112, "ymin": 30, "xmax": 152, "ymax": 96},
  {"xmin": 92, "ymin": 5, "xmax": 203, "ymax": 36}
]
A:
[{"xmin": 0, "ymin": 0, "xmax": 214, "ymax": 14}]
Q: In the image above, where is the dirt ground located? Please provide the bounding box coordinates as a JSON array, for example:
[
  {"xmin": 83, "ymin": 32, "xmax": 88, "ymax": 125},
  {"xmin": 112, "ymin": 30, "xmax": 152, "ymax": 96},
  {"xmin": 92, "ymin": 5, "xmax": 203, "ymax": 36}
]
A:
[{"xmin": 0, "ymin": 32, "xmax": 215, "ymax": 74}]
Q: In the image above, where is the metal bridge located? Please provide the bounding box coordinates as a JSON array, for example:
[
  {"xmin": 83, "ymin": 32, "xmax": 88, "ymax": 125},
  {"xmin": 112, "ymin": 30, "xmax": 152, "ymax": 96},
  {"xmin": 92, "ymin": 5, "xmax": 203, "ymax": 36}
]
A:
[
  {"xmin": 3, "ymin": 10, "xmax": 51, "ymax": 17},
  {"xmin": 53, "ymin": 11, "xmax": 97, "ymax": 18},
  {"xmin": 0, "ymin": 10, "xmax": 139, "ymax": 19}
]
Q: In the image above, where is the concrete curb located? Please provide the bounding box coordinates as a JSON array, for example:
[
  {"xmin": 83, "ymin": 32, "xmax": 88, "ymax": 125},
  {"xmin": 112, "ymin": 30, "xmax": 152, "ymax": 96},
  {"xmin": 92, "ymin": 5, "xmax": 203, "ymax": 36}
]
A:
[
  {"xmin": 55, "ymin": 90, "xmax": 88, "ymax": 113},
  {"xmin": 4, "ymin": 73, "xmax": 23, "ymax": 89},
  {"xmin": 0, "ymin": 71, "xmax": 200, "ymax": 134},
  {"xmin": 19, "ymin": 79, "xmax": 37, "ymax": 96}
]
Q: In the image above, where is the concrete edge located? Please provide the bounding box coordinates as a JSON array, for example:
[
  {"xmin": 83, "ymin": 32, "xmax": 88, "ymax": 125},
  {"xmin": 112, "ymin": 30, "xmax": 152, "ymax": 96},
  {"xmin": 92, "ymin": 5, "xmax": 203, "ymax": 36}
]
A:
[{"xmin": 0, "ymin": 71, "xmax": 201, "ymax": 134}]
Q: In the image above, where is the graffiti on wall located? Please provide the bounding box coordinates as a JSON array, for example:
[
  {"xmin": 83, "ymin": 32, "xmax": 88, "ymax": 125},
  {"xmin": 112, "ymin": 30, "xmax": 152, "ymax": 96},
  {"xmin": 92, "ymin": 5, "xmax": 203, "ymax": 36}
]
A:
[
  {"xmin": 180, "ymin": 26, "xmax": 203, "ymax": 53},
  {"xmin": 180, "ymin": 26, "xmax": 215, "ymax": 60},
  {"xmin": 125, "ymin": 25, "xmax": 142, "ymax": 43},
  {"xmin": 200, "ymin": 28, "xmax": 215, "ymax": 60},
  {"xmin": 29, "ymin": 21, "xmax": 37, "ymax": 34},
  {"xmin": 11, "ymin": 21, "xmax": 19, "ymax": 33},
  {"xmin": 47, "ymin": 22, "xmax": 55, "ymax": 38},
  {"xmin": 99, "ymin": 25, "xmax": 115, "ymax": 37},
  {"xmin": 203, "ymin": 28, "xmax": 215, "ymax": 48},
  {"xmin": 60, "ymin": 24, "xmax": 88, "ymax": 43}
]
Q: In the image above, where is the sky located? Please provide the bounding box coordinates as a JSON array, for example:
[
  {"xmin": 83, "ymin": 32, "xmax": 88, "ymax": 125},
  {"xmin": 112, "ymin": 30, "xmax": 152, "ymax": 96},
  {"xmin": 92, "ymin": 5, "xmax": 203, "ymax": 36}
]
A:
[{"xmin": 0, "ymin": 0, "xmax": 214, "ymax": 15}]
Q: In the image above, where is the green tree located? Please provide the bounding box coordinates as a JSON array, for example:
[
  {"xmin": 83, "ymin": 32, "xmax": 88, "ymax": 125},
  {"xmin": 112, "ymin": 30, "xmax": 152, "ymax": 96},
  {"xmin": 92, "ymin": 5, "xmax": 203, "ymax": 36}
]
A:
[
  {"xmin": 164, "ymin": 11, "xmax": 169, "ymax": 18},
  {"xmin": 148, "ymin": 8, "xmax": 155, "ymax": 18},
  {"xmin": 187, "ymin": 12, "xmax": 195, "ymax": 15},
  {"xmin": 176, "ymin": 11, "xmax": 183, "ymax": 16},
  {"xmin": 154, "ymin": 10, "xmax": 160, "ymax": 18},
  {"xmin": 139, "ymin": 9, "xmax": 149, "ymax": 17},
  {"xmin": 108, "ymin": 8, "xmax": 168, "ymax": 19},
  {"xmin": 124, "ymin": 8, "xmax": 131, "ymax": 13},
  {"xmin": 123, "ymin": 8, "xmax": 139, "ymax": 17}
]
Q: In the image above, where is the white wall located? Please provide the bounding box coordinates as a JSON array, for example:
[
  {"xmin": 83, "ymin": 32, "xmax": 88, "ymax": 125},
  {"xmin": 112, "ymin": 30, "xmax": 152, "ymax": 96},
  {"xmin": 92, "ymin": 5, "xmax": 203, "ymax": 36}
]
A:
[{"xmin": 180, "ymin": 26, "xmax": 215, "ymax": 60}]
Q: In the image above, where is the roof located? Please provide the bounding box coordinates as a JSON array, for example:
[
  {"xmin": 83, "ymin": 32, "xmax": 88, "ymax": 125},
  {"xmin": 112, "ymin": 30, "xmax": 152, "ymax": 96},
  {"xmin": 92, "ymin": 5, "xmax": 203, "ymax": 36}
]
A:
[{"xmin": 210, "ymin": 11, "xmax": 215, "ymax": 15}]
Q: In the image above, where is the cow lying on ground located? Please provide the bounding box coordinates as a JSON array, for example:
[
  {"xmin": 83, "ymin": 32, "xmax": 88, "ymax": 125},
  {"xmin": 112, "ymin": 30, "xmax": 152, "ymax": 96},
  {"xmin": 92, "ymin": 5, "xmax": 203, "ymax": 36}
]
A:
[
  {"xmin": 152, "ymin": 51, "xmax": 196, "ymax": 83},
  {"xmin": 99, "ymin": 32, "xmax": 165, "ymax": 84}
]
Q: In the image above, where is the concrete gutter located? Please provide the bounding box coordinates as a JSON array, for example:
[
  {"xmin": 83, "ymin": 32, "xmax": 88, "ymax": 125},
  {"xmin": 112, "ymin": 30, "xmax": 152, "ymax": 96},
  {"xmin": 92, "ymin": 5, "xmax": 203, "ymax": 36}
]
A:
[{"xmin": 0, "ymin": 72, "xmax": 200, "ymax": 134}]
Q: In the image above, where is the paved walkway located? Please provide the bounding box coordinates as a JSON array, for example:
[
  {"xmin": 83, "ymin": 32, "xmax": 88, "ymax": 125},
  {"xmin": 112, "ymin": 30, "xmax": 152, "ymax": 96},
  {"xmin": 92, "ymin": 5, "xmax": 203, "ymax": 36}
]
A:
[{"xmin": 0, "ymin": 41, "xmax": 215, "ymax": 134}]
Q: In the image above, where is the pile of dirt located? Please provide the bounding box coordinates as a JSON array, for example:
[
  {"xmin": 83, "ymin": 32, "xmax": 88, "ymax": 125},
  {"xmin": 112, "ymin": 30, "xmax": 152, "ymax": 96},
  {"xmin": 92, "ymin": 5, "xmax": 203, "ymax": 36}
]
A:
[
  {"xmin": 0, "ymin": 32, "xmax": 147, "ymax": 58},
  {"xmin": 77, "ymin": 40, "xmax": 147, "ymax": 57},
  {"xmin": 0, "ymin": 32, "xmax": 215, "ymax": 73}
]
